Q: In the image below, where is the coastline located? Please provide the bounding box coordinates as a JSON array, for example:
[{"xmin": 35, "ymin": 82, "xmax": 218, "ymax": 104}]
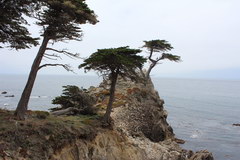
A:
[{"xmin": 1, "ymin": 75, "xmax": 240, "ymax": 159}]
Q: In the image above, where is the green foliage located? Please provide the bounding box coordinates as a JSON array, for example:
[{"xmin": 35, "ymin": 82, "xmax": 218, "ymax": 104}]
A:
[
  {"xmin": 143, "ymin": 39, "xmax": 181, "ymax": 62},
  {"xmin": 38, "ymin": 0, "xmax": 98, "ymax": 41},
  {"xmin": 14, "ymin": 0, "xmax": 98, "ymax": 119},
  {"xmin": 143, "ymin": 39, "xmax": 181, "ymax": 79},
  {"xmin": 79, "ymin": 46, "xmax": 146, "ymax": 124},
  {"xmin": 143, "ymin": 40, "xmax": 173, "ymax": 52},
  {"xmin": 0, "ymin": 0, "xmax": 98, "ymax": 49},
  {"xmin": 0, "ymin": 0, "xmax": 40, "ymax": 49},
  {"xmin": 79, "ymin": 46, "xmax": 146, "ymax": 79},
  {"xmin": 161, "ymin": 53, "xmax": 181, "ymax": 62},
  {"xmin": 52, "ymin": 85, "xmax": 97, "ymax": 115}
]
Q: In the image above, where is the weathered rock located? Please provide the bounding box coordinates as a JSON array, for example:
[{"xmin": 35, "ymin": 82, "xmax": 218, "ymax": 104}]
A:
[
  {"xmin": 188, "ymin": 150, "xmax": 214, "ymax": 160},
  {"xmin": 50, "ymin": 131, "xmax": 148, "ymax": 160},
  {"xmin": 174, "ymin": 138, "xmax": 186, "ymax": 144},
  {"xmin": 110, "ymin": 78, "xmax": 174, "ymax": 142}
]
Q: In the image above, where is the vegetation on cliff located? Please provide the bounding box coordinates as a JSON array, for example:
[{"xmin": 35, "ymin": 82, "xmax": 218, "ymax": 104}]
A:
[
  {"xmin": 79, "ymin": 47, "xmax": 146, "ymax": 124},
  {"xmin": 14, "ymin": 0, "xmax": 98, "ymax": 120},
  {"xmin": 0, "ymin": 78, "xmax": 214, "ymax": 160},
  {"xmin": 0, "ymin": 109, "xmax": 100, "ymax": 159},
  {"xmin": 51, "ymin": 85, "xmax": 97, "ymax": 115},
  {"xmin": 142, "ymin": 40, "xmax": 181, "ymax": 79}
]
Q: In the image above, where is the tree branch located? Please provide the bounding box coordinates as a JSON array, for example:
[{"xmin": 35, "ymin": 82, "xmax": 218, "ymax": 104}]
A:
[
  {"xmin": 148, "ymin": 48, "xmax": 154, "ymax": 62},
  {"xmin": 38, "ymin": 63, "xmax": 74, "ymax": 72},
  {"xmin": 43, "ymin": 53, "xmax": 62, "ymax": 60},
  {"xmin": 46, "ymin": 47, "xmax": 82, "ymax": 59},
  {"xmin": 43, "ymin": 55, "xmax": 57, "ymax": 60}
]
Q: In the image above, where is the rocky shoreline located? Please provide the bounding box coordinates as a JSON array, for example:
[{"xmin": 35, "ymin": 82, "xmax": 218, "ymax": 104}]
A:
[{"xmin": 0, "ymin": 78, "xmax": 214, "ymax": 160}]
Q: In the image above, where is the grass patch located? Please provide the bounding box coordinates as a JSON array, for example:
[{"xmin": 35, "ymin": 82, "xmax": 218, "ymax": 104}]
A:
[{"xmin": 0, "ymin": 110, "xmax": 101, "ymax": 159}]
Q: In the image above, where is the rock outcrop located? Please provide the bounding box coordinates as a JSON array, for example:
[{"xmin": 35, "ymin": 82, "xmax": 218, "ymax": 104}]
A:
[
  {"xmin": 83, "ymin": 77, "xmax": 214, "ymax": 160},
  {"xmin": 0, "ymin": 78, "xmax": 214, "ymax": 160}
]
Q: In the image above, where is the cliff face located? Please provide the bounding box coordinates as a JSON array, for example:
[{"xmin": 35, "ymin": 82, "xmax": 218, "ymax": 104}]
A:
[
  {"xmin": 68, "ymin": 78, "xmax": 213, "ymax": 160},
  {"xmin": 0, "ymin": 78, "xmax": 213, "ymax": 160},
  {"xmin": 110, "ymin": 78, "xmax": 174, "ymax": 142}
]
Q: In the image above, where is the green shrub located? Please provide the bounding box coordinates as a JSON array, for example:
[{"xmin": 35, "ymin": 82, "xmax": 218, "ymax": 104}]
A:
[{"xmin": 51, "ymin": 85, "xmax": 97, "ymax": 115}]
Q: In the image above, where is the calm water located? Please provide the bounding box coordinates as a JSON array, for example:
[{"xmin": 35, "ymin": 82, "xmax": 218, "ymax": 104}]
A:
[
  {"xmin": 153, "ymin": 78, "xmax": 240, "ymax": 160},
  {"xmin": 0, "ymin": 75, "xmax": 239, "ymax": 160}
]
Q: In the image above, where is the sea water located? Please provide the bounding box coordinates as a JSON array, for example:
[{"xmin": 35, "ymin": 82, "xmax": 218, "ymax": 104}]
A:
[
  {"xmin": 0, "ymin": 75, "xmax": 239, "ymax": 160},
  {"xmin": 153, "ymin": 78, "xmax": 240, "ymax": 160}
]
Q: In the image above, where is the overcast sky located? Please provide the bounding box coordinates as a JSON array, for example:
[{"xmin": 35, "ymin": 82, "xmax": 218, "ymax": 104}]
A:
[{"xmin": 1, "ymin": 0, "xmax": 240, "ymax": 79}]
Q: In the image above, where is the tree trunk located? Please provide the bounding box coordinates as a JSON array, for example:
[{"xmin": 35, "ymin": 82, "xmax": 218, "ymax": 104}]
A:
[
  {"xmin": 146, "ymin": 62, "xmax": 156, "ymax": 80},
  {"xmin": 103, "ymin": 72, "xmax": 118, "ymax": 124},
  {"xmin": 51, "ymin": 107, "xmax": 82, "ymax": 116},
  {"xmin": 14, "ymin": 36, "xmax": 49, "ymax": 120}
]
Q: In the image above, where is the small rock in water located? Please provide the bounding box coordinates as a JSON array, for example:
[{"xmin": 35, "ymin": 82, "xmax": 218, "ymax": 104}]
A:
[
  {"xmin": 5, "ymin": 95, "xmax": 14, "ymax": 98},
  {"xmin": 3, "ymin": 103, "xmax": 9, "ymax": 106},
  {"xmin": 233, "ymin": 123, "xmax": 240, "ymax": 126},
  {"xmin": 174, "ymin": 138, "xmax": 185, "ymax": 144},
  {"xmin": 1, "ymin": 91, "xmax": 7, "ymax": 94}
]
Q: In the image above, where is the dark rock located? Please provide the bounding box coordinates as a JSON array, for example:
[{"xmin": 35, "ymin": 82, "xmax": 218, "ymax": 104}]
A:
[
  {"xmin": 1, "ymin": 91, "xmax": 7, "ymax": 94},
  {"xmin": 4, "ymin": 95, "xmax": 14, "ymax": 98},
  {"xmin": 149, "ymin": 124, "xmax": 165, "ymax": 142},
  {"xmin": 174, "ymin": 138, "xmax": 185, "ymax": 144},
  {"xmin": 233, "ymin": 123, "xmax": 240, "ymax": 126}
]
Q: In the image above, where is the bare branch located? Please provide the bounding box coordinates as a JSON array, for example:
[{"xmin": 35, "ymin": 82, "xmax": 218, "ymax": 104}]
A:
[
  {"xmin": 43, "ymin": 55, "xmax": 58, "ymax": 60},
  {"xmin": 45, "ymin": 53, "xmax": 62, "ymax": 59},
  {"xmin": 38, "ymin": 63, "xmax": 74, "ymax": 72},
  {"xmin": 46, "ymin": 47, "xmax": 82, "ymax": 59},
  {"xmin": 156, "ymin": 56, "xmax": 164, "ymax": 62}
]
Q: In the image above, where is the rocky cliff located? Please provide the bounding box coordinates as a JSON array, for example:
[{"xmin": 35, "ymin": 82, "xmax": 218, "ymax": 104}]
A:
[{"xmin": 0, "ymin": 78, "xmax": 213, "ymax": 160}]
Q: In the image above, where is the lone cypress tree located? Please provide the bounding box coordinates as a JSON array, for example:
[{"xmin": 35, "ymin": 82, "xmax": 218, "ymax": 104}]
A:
[
  {"xmin": 79, "ymin": 46, "xmax": 146, "ymax": 124},
  {"xmin": 143, "ymin": 40, "xmax": 181, "ymax": 79},
  {"xmin": 15, "ymin": 0, "xmax": 98, "ymax": 120}
]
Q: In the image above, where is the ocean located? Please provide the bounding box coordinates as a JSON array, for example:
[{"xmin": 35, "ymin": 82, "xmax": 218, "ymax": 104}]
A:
[{"xmin": 0, "ymin": 75, "xmax": 239, "ymax": 160}]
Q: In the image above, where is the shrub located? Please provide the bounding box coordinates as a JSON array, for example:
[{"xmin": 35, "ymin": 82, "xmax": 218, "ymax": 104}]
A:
[{"xmin": 51, "ymin": 85, "xmax": 97, "ymax": 115}]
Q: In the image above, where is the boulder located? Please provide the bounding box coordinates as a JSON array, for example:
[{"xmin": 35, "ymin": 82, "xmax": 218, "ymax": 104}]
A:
[{"xmin": 188, "ymin": 150, "xmax": 214, "ymax": 160}]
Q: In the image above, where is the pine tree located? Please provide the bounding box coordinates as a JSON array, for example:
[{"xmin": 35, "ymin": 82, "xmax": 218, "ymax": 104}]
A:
[
  {"xmin": 79, "ymin": 46, "xmax": 146, "ymax": 124},
  {"xmin": 15, "ymin": 0, "xmax": 98, "ymax": 119}
]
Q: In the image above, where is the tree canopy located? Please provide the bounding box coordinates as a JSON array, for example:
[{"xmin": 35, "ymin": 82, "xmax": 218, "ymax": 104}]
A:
[
  {"xmin": 142, "ymin": 39, "xmax": 181, "ymax": 79},
  {"xmin": 79, "ymin": 46, "xmax": 146, "ymax": 124},
  {"xmin": 79, "ymin": 46, "xmax": 146, "ymax": 79},
  {"xmin": 37, "ymin": 0, "xmax": 98, "ymax": 41},
  {"xmin": 0, "ymin": 0, "xmax": 40, "ymax": 49}
]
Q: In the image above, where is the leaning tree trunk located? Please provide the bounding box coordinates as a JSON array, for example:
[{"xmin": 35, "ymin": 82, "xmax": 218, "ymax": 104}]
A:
[
  {"xmin": 146, "ymin": 62, "xmax": 157, "ymax": 80},
  {"xmin": 14, "ymin": 36, "xmax": 49, "ymax": 120},
  {"xmin": 103, "ymin": 72, "xmax": 118, "ymax": 124}
]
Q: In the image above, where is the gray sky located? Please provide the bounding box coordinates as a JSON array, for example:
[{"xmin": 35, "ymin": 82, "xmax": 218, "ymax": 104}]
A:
[{"xmin": 1, "ymin": 0, "xmax": 240, "ymax": 79}]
